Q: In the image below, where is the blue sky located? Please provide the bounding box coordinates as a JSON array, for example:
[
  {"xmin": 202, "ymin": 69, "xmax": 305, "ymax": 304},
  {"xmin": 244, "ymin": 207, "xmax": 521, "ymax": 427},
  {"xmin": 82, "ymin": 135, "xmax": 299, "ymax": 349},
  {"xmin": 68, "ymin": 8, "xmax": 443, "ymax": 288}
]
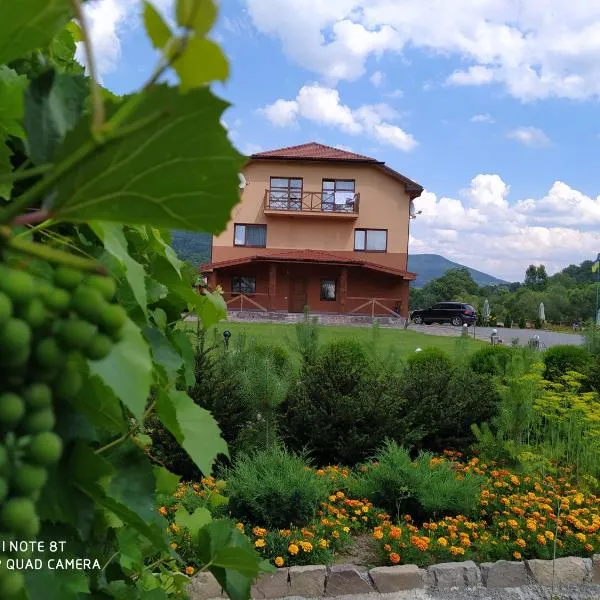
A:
[{"xmin": 85, "ymin": 0, "xmax": 600, "ymax": 281}]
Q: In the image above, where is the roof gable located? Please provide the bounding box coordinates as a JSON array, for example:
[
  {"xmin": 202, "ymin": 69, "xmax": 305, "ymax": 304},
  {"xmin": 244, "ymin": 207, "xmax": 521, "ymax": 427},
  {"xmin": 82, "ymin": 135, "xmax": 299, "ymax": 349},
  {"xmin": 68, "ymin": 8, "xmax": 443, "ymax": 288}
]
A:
[{"xmin": 252, "ymin": 142, "xmax": 377, "ymax": 162}]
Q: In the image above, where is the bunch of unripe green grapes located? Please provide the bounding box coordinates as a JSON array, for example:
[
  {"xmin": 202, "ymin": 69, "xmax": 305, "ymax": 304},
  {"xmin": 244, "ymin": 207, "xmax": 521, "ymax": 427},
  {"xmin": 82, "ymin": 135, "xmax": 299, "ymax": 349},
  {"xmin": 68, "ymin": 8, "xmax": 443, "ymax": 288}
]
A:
[{"xmin": 0, "ymin": 261, "xmax": 125, "ymax": 597}]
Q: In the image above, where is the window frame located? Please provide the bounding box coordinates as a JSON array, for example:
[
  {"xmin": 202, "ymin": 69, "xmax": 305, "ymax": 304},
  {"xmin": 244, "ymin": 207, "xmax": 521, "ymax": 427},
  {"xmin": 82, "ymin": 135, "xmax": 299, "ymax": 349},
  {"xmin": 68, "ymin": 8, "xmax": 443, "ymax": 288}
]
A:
[
  {"xmin": 320, "ymin": 279, "xmax": 337, "ymax": 301},
  {"xmin": 233, "ymin": 223, "xmax": 267, "ymax": 248},
  {"xmin": 322, "ymin": 179, "xmax": 356, "ymax": 212},
  {"xmin": 353, "ymin": 228, "xmax": 388, "ymax": 253},
  {"xmin": 269, "ymin": 176, "xmax": 304, "ymax": 210},
  {"xmin": 231, "ymin": 276, "xmax": 257, "ymax": 295}
]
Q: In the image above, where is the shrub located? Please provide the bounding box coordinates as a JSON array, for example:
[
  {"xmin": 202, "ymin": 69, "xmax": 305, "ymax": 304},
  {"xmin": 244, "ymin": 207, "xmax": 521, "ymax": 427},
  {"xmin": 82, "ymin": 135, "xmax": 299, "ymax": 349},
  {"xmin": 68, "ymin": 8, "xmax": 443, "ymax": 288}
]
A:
[
  {"xmin": 225, "ymin": 447, "xmax": 331, "ymax": 528},
  {"xmin": 504, "ymin": 313, "xmax": 513, "ymax": 328},
  {"xmin": 278, "ymin": 339, "xmax": 411, "ymax": 465},
  {"xmin": 470, "ymin": 345, "xmax": 514, "ymax": 377},
  {"xmin": 534, "ymin": 317, "xmax": 543, "ymax": 329},
  {"xmin": 351, "ymin": 441, "xmax": 482, "ymax": 521},
  {"xmin": 518, "ymin": 316, "xmax": 526, "ymax": 329},
  {"xmin": 542, "ymin": 345, "xmax": 592, "ymax": 382}
]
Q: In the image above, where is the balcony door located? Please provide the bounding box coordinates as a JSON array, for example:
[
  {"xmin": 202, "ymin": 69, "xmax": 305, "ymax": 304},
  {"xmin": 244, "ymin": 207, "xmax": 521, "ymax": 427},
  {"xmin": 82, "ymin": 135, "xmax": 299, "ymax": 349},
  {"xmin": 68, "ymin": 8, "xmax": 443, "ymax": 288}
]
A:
[
  {"xmin": 322, "ymin": 179, "xmax": 355, "ymax": 212},
  {"xmin": 269, "ymin": 177, "xmax": 303, "ymax": 210}
]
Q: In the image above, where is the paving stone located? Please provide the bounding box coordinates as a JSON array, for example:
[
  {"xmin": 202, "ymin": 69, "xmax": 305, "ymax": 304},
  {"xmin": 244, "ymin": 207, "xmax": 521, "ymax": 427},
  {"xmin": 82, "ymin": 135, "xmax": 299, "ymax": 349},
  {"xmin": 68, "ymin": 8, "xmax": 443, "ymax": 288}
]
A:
[
  {"xmin": 428, "ymin": 561, "xmax": 480, "ymax": 588},
  {"xmin": 325, "ymin": 564, "xmax": 375, "ymax": 596},
  {"xmin": 526, "ymin": 556, "xmax": 588, "ymax": 586},
  {"xmin": 369, "ymin": 564, "xmax": 424, "ymax": 592},
  {"xmin": 187, "ymin": 572, "xmax": 222, "ymax": 599},
  {"xmin": 251, "ymin": 569, "xmax": 290, "ymax": 599},
  {"xmin": 288, "ymin": 564, "xmax": 327, "ymax": 597},
  {"xmin": 480, "ymin": 561, "xmax": 528, "ymax": 588}
]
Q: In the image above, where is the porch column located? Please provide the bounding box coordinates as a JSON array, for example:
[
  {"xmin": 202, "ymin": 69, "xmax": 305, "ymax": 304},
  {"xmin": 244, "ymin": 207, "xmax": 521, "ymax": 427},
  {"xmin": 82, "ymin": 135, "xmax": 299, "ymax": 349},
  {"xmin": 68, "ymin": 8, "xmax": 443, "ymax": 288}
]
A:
[
  {"xmin": 207, "ymin": 271, "xmax": 217, "ymax": 289},
  {"xmin": 339, "ymin": 267, "xmax": 348, "ymax": 314},
  {"xmin": 268, "ymin": 263, "xmax": 277, "ymax": 310}
]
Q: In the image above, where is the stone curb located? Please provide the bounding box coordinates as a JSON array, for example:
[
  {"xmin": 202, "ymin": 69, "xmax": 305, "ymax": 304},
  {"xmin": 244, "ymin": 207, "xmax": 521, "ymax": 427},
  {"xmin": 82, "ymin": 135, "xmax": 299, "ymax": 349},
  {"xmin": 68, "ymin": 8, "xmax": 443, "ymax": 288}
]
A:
[{"xmin": 189, "ymin": 554, "xmax": 600, "ymax": 599}]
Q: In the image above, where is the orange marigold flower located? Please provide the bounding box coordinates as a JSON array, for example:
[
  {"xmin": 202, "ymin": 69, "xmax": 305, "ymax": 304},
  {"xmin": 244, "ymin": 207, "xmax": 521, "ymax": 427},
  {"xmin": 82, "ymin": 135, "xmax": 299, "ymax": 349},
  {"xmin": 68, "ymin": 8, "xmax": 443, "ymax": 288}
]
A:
[
  {"xmin": 275, "ymin": 557, "xmax": 285, "ymax": 567},
  {"xmin": 255, "ymin": 539, "xmax": 266, "ymax": 548},
  {"xmin": 185, "ymin": 566, "xmax": 195, "ymax": 575},
  {"xmin": 170, "ymin": 542, "xmax": 178, "ymax": 550},
  {"xmin": 158, "ymin": 506, "xmax": 168, "ymax": 516},
  {"xmin": 390, "ymin": 527, "xmax": 402, "ymax": 540},
  {"xmin": 437, "ymin": 537, "xmax": 448, "ymax": 547},
  {"xmin": 288, "ymin": 544, "xmax": 299, "ymax": 556},
  {"xmin": 383, "ymin": 544, "xmax": 392, "ymax": 551},
  {"xmin": 585, "ymin": 544, "xmax": 594, "ymax": 552},
  {"xmin": 449, "ymin": 546, "xmax": 465, "ymax": 556},
  {"xmin": 336, "ymin": 491, "xmax": 345, "ymax": 499},
  {"xmin": 332, "ymin": 531, "xmax": 340, "ymax": 539},
  {"xmin": 389, "ymin": 552, "xmax": 401, "ymax": 564},
  {"xmin": 516, "ymin": 538, "xmax": 527, "ymax": 548},
  {"xmin": 536, "ymin": 535, "xmax": 546, "ymax": 545},
  {"xmin": 316, "ymin": 469, "xmax": 326, "ymax": 476},
  {"xmin": 513, "ymin": 551, "xmax": 522, "ymax": 560},
  {"xmin": 253, "ymin": 526, "xmax": 267, "ymax": 537},
  {"xmin": 235, "ymin": 523, "xmax": 245, "ymax": 532}
]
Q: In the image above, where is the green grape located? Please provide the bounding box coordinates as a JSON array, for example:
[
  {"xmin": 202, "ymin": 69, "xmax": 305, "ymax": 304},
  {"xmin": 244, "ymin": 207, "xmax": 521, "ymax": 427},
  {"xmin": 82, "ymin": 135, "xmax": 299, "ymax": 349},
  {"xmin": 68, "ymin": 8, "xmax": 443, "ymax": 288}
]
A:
[
  {"xmin": 54, "ymin": 266, "xmax": 84, "ymax": 290},
  {"xmin": 0, "ymin": 497, "xmax": 39, "ymax": 537},
  {"xmin": 42, "ymin": 287, "xmax": 71, "ymax": 312},
  {"xmin": 0, "ymin": 569, "xmax": 25, "ymax": 597},
  {"xmin": 35, "ymin": 337, "xmax": 64, "ymax": 369},
  {"xmin": 0, "ymin": 477, "xmax": 7, "ymax": 503},
  {"xmin": 100, "ymin": 304, "xmax": 127, "ymax": 336},
  {"xmin": 0, "ymin": 318, "xmax": 31, "ymax": 354},
  {"xmin": 71, "ymin": 285, "xmax": 106, "ymax": 324},
  {"xmin": 54, "ymin": 366, "xmax": 83, "ymax": 400},
  {"xmin": 85, "ymin": 334, "xmax": 113, "ymax": 360},
  {"xmin": 0, "ymin": 266, "xmax": 35, "ymax": 303},
  {"xmin": 20, "ymin": 297, "xmax": 48, "ymax": 329},
  {"xmin": 22, "ymin": 408, "xmax": 55, "ymax": 434},
  {"xmin": 57, "ymin": 319, "xmax": 97, "ymax": 350},
  {"xmin": 0, "ymin": 345, "xmax": 30, "ymax": 368},
  {"xmin": 23, "ymin": 383, "xmax": 52, "ymax": 409},
  {"xmin": 0, "ymin": 291, "xmax": 12, "ymax": 327},
  {"xmin": 86, "ymin": 274, "xmax": 116, "ymax": 301},
  {"xmin": 0, "ymin": 393, "xmax": 25, "ymax": 427},
  {"xmin": 28, "ymin": 432, "xmax": 63, "ymax": 466},
  {"xmin": 11, "ymin": 464, "xmax": 48, "ymax": 496}
]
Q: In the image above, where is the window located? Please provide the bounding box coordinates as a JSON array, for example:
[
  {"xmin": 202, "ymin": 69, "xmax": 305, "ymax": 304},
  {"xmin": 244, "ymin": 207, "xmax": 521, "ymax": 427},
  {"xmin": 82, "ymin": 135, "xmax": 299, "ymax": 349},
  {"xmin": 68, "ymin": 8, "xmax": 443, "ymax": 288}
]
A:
[
  {"xmin": 269, "ymin": 177, "xmax": 303, "ymax": 210},
  {"xmin": 354, "ymin": 229, "xmax": 387, "ymax": 252},
  {"xmin": 322, "ymin": 179, "xmax": 356, "ymax": 212},
  {"xmin": 320, "ymin": 279, "xmax": 337, "ymax": 301},
  {"xmin": 234, "ymin": 224, "xmax": 267, "ymax": 247},
  {"xmin": 232, "ymin": 276, "xmax": 256, "ymax": 294}
]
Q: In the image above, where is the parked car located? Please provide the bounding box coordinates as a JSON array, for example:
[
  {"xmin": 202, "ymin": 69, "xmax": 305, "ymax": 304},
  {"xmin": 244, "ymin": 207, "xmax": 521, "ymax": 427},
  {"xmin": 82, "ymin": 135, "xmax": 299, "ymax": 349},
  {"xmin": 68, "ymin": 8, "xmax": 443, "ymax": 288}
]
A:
[{"xmin": 411, "ymin": 302, "xmax": 477, "ymax": 326}]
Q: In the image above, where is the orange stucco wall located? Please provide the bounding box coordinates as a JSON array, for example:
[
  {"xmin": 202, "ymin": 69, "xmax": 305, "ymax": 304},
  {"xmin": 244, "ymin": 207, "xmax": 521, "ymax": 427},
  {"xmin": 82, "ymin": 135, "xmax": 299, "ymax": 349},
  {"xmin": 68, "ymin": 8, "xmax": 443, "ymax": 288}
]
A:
[{"xmin": 212, "ymin": 159, "xmax": 412, "ymax": 270}]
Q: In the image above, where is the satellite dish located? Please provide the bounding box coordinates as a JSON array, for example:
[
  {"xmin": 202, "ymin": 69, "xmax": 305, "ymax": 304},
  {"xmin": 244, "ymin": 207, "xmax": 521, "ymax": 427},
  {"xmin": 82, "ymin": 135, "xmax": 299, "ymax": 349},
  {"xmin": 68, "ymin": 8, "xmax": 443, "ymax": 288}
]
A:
[
  {"xmin": 409, "ymin": 199, "xmax": 422, "ymax": 219},
  {"xmin": 239, "ymin": 173, "xmax": 247, "ymax": 189}
]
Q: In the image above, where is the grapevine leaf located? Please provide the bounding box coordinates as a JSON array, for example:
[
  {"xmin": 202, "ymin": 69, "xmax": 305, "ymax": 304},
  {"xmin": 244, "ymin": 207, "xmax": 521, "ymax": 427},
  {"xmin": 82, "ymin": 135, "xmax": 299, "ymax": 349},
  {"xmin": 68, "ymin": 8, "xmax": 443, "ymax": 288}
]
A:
[
  {"xmin": 89, "ymin": 318, "xmax": 153, "ymax": 421},
  {"xmin": 170, "ymin": 328, "xmax": 196, "ymax": 387},
  {"xmin": 67, "ymin": 374, "xmax": 128, "ymax": 434},
  {"xmin": 91, "ymin": 221, "xmax": 149, "ymax": 317},
  {"xmin": 24, "ymin": 69, "xmax": 88, "ymax": 164},
  {"xmin": 0, "ymin": 0, "xmax": 72, "ymax": 65},
  {"xmin": 176, "ymin": 0, "xmax": 218, "ymax": 35},
  {"xmin": 24, "ymin": 569, "xmax": 89, "ymax": 600},
  {"xmin": 0, "ymin": 138, "xmax": 12, "ymax": 200},
  {"xmin": 173, "ymin": 38, "xmax": 229, "ymax": 91},
  {"xmin": 0, "ymin": 65, "xmax": 28, "ymax": 138},
  {"xmin": 174, "ymin": 506, "xmax": 212, "ymax": 541},
  {"xmin": 151, "ymin": 307, "xmax": 168, "ymax": 331},
  {"xmin": 156, "ymin": 389, "xmax": 229, "ymax": 474},
  {"xmin": 52, "ymin": 85, "xmax": 245, "ymax": 232},
  {"xmin": 144, "ymin": 1, "xmax": 172, "ymax": 50},
  {"xmin": 50, "ymin": 25, "xmax": 83, "ymax": 73},
  {"xmin": 154, "ymin": 466, "xmax": 181, "ymax": 495},
  {"xmin": 117, "ymin": 527, "xmax": 145, "ymax": 571},
  {"xmin": 144, "ymin": 326, "xmax": 184, "ymax": 379},
  {"xmin": 147, "ymin": 277, "xmax": 169, "ymax": 303},
  {"xmin": 149, "ymin": 227, "xmax": 184, "ymax": 275}
]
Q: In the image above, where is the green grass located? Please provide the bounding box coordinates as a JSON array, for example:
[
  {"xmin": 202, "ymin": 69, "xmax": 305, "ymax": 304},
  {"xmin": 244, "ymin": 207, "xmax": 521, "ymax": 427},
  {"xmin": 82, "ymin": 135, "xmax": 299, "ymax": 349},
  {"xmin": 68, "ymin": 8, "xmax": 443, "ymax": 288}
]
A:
[{"xmin": 194, "ymin": 320, "xmax": 484, "ymax": 360}]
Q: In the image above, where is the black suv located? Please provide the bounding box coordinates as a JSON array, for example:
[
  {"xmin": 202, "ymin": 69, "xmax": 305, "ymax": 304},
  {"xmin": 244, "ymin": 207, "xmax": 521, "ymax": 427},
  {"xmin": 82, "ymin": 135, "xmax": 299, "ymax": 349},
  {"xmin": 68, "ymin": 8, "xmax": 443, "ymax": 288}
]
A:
[{"xmin": 411, "ymin": 302, "xmax": 477, "ymax": 326}]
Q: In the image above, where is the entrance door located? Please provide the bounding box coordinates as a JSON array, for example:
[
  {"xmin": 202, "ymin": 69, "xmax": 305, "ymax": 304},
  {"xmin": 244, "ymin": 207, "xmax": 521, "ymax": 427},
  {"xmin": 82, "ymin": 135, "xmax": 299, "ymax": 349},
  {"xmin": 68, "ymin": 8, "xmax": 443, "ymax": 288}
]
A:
[{"xmin": 289, "ymin": 278, "xmax": 307, "ymax": 312}]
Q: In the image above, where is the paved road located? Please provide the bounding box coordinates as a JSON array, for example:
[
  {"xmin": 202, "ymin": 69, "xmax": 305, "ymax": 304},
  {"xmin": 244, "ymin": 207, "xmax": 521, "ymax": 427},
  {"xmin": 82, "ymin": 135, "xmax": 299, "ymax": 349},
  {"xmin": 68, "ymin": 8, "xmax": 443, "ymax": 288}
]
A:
[{"xmin": 407, "ymin": 323, "xmax": 584, "ymax": 348}]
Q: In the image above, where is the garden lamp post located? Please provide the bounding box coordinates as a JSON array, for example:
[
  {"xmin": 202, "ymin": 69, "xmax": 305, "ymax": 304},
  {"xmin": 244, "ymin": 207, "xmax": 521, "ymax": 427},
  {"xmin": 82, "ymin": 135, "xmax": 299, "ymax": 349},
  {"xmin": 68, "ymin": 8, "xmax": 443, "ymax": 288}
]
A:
[
  {"xmin": 223, "ymin": 330, "xmax": 231, "ymax": 350},
  {"xmin": 490, "ymin": 328, "xmax": 498, "ymax": 346}
]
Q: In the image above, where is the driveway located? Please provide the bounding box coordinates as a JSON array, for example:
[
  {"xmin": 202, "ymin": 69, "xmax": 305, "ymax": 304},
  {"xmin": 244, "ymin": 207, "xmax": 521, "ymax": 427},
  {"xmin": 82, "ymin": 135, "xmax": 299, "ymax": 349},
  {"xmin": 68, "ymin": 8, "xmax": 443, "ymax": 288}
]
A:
[{"xmin": 407, "ymin": 323, "xmax": 584, "ymax": 348}]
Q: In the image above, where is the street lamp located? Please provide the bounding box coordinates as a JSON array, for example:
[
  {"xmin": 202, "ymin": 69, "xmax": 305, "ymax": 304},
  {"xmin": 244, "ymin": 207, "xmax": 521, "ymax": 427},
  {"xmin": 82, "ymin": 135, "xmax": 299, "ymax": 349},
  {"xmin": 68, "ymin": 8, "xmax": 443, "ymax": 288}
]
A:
[{"xmin": 223, "ymin": 330, "xmax": 231, "ymax": 350}]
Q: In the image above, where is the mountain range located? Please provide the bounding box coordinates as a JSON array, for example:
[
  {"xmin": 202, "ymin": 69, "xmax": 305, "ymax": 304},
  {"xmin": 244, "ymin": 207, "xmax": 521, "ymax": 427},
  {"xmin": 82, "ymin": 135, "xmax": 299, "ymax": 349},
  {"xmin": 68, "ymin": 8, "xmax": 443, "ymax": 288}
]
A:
[{"xmin": 169, "ymin": 233, "xmax": 507, "ymax": 288}]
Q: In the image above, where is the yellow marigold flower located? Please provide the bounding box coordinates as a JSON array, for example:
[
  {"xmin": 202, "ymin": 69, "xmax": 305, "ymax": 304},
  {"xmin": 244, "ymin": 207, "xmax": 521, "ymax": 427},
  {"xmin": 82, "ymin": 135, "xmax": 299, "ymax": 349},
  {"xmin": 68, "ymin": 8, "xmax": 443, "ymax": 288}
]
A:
[
  {"xmin": 288, "ymin": 544, "xmax": 299, "ymax": 556},
  {"xmin": 585, "ymin": 543, "xmax": 594, "ymax": 552},
  {"xmin": 544, "ymin": 530, "xmax": 554, "ymax": 540},
  {"xmin": 373, "ymin": 530, "xmax": 384, "ymax": 540},
  {"xmin": 253, "ymin": 526, "xmax": 267, "ymax": 537},
  {"xmin": 513, "ymin": 551, "xmax": 522, "ymax": 560},
  {"xmin": 437, "ymin": 537, "xmax": 448, "ymax": 547},
  {"xmin": 170, "ymin": 523, "xmax": 180, "ymax": 533},
  {"xmin": 279, "ymin": 529, "xmax": 291, "ymax": 537},
  {"xmin": 526, "ymin": 520, "xmax": 537, "ymax": 531},
  {"xmin": 510, "ymin": 476, "xmax": 520, "ymax": 486},
  {"xmin": 536, "ymin": 535, "xmax": 546, "ymax": 545},
  {"xmin": 343, "ymin": 527, "xmax": 350, "ymax": 533},
  {"xmin": 507, "ymin": 520, "xmax": 518, "ymax": 529},
  {"xmin": 275, "ymin": 557, "xmax": 285, "ymax": 567},
  {"xmin": 328, "ymin": 495, "xmax": 337, "ymax": 502},
  {"xmin": 336, "ymin": 491, "xmax": 345, "ymax": 499},
  {"xmin": 299, "ymin": 541, "xmax": 313, "ymax": 552},
  {"xmin": 389, "ymin": 552, "xmax": 401, "ymax": 564},
  {"xmin": 255, "ymin": 539, "xmax": 266, "ymax": 548},
  {"xmin": 235, "ymin": 523, "xmax": 245, "ymax": 532},
  {"xmin": 185, "ymin": 566, "xmax": 195, "ymax": 575},
  {"xmin": 319, "ymin": 539, "xmax": 328, "ymax": 549},
  {"xmin": 316, "ymin": 469, "xmax": 325, "ymax": 476},
  {"xmin": 332, "ymin": 531, "xmax": 340, "ymax": 539},
  {"xmin": 516, "ymin": 538, "xmax": 527, "ymax": 548},
  {"xmin": 158, "ymin": 506, "xmax": 168, "ymax": 516},
  {"xmin": 170, "ymin": 542, "xmax": 178, "ymax": 550},
  {"xmin": 449, "ymin": 546, "xmax": 465, "ymax": 556},
  {"xmin": 460, "ymin": 537, "xmax": 471, "ymax": 547},
  {"xmin": 362, "ymin": 506, "xmax": 369, "ymax": 513},
  {"xmin": 576, "ymin": 533, "xmax": 587, "ymax": 543}
]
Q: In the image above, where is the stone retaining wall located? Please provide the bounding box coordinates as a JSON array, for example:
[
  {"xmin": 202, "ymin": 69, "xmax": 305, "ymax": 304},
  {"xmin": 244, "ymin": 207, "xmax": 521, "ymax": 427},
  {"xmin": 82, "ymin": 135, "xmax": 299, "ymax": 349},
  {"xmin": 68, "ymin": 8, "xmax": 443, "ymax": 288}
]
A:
[{"xmin": 189, "ymin": 555, "xmax": 600, "ymax": 599}]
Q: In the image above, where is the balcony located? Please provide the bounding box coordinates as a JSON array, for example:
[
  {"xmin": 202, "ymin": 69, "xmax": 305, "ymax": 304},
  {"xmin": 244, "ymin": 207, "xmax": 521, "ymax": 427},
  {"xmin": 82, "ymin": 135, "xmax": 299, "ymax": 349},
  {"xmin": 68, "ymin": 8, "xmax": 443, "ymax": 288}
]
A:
[{"xmin": 263, "ymin": 189, "xmax": 360, "ymax": 219}]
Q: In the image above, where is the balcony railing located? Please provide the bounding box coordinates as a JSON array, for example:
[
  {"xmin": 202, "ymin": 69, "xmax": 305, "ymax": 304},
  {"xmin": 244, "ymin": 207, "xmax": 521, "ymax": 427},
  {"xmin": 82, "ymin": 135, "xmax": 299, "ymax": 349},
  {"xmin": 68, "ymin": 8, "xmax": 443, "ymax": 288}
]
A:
[{"xmin": 263, "ymin": 189, "xmax": 360, "ymax": 215}]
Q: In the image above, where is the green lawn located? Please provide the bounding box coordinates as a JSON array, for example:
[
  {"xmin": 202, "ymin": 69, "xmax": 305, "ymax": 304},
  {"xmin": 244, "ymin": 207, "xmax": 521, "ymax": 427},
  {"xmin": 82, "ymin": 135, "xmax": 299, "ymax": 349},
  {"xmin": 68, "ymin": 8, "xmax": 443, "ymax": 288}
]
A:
[{"xmin": 192, "ymin": 320, "xmax": 484, "ymax": 359}]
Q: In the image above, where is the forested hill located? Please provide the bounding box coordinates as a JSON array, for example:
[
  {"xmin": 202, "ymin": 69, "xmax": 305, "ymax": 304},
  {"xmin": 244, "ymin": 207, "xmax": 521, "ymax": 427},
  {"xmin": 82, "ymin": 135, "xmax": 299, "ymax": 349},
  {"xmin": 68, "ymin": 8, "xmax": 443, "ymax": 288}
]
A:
[{"xmin": 171, "ymin": 231, "xmax": 212, "ymax": 266}]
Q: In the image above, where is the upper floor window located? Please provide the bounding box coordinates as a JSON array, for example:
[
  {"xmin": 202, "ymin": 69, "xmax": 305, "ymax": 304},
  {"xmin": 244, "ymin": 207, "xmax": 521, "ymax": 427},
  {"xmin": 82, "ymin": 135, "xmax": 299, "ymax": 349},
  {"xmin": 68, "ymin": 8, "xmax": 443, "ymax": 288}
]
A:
[
  {"xmin": 322, "ymin": 179, "xmax": 356, "ymax": 212},
  {"xmin": 354, "ymin": 229, "xmax": 387, "ymax": 252},
  {"xmin": 269, "ymin": 177, "xmax": 303, "ymax": 210},
  {"xmin": 234, "ymin": 224, "xmax": 267, "ymax": 247}
]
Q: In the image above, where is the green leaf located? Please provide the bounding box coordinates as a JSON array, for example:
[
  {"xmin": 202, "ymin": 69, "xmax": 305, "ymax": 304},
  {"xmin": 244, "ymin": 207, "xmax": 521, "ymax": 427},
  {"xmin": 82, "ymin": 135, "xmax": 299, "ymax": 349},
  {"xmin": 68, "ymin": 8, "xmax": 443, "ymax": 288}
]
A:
[
  {"xmin": 24, "ymin": 69, "xmax": 88, "ymax": 164},
  {"xmin": 156, "ymin": 389, "xmax": 228, "ymax": 474},
  {"xmin": 0, "ymin": 0, "xmax": 72, "ymax": 65},
  {"xmin": 0, "ymin": 138, "xmax": 12, "ymax": 200},
  {"xmin": 0, "ymin": 66, "xmax": 27, "ymax": 139},
  {"xmin": 52, "ymin": 85, "xmax": 245, "ymax": 232},
  {"xmin": 89, "ymin": 318, "xmax": 153, "ymax": 420},
  {"xmin": 144, "ymin": 326, "xmax": 184, "ymax": 379},
  {"xmin": 50, "ymin": 25, "xmax": 83, "ymax": 73},
  {"xmin": 147, "ymin": 278, "xmax": 169, "ymax": 304},
  {"xmin": 67, "ymin": 374, "xmax": 128, "ymax": 434},
  {"xmin": 176, "ymin": 0, "xmax": 218, "ymax": 35},
  {"xmin": 171, "ymin": 328, "xmax": 196, "ymax": 387},
  {"xmin": 144, "ymin": 1, "xmax": 173, "ymax": 50},
  {"xmin": 25, "ymin": 568, "xmax": 89, "ymax": 600},
  {"xmin": 173, "ymin": 38, "xmax": 229, "ymax": 91},
  {"xmin": 152, "ymin": 307, "xmax": 168, "ymax": 331},
  {"xmin": 149, "ymin": 227, "xmax": 185, "ymax": 275},
  {"xmin": 117, "ymin": 528, "xmax": 144, "ymax": 571},
  {"xmin": 91, "ymin": 221, "xmax": 148, "ymax": 317},
  {"xmin": 154, "ymin": 466, "xmax": 181, "ymax": 495},
  {"xmin": 174, "ymin": 506, "xmax": 211, "ymax": 541}
]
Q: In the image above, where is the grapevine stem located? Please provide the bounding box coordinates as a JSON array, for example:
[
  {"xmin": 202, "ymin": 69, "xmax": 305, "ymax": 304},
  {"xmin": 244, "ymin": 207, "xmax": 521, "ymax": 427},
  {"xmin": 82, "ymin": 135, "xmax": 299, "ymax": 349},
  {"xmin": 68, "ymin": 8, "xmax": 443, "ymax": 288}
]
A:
[
  {"xmin": 12, "ymin": 209, "xmax": 51, "ymax": 226},
  {"xmin": 0, "ymin": 164, "xmax": 52, "ymax": 186},
  {"xmin": 101, "ymin": 551, "xmax": 119, "ymax": 573},
  {"xmin": 70, "ymin": 0, "xmax": 105, "ymax": 132}
]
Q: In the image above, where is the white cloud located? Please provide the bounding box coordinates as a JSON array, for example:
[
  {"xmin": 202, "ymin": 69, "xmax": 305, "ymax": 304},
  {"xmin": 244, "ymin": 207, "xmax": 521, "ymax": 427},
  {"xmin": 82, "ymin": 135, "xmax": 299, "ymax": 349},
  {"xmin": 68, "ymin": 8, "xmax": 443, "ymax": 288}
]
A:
[
  {"xmin": 386, "ymin": 89, "xmax": 404, "ymax": 98},
  {"xmin": 245, "ymin": 0, "xmax": 600, "ymax": 100},
  {"xmin": 260, "ymin": 84, "xmax": 417, "ymax": 151},
  {"xmin": 411, "ymin": 175, "xmax": 600, "ymax": 280},
  {"xmin": 507, "ymin": 126, "xmax": 552, "ymax": 148},
  {"xmin": 242, "ymin": 143, "xmax": 263, "ymax": 155},
  {"xmin": 370, "ymin": 70, "xmax": 384, "ymax": 87},
  {"xmin": 470, "ymin": 113, "xmax": 495, "ymax": 123}
]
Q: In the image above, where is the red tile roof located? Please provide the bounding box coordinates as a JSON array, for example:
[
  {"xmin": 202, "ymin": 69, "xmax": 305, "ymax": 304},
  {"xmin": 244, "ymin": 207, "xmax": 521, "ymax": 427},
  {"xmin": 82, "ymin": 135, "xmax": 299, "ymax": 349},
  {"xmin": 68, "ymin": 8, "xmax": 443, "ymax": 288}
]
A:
[
  {"xmin": 252, "ymin": 142, "xmax": 378, "ymax": 163},
  {"xmin": 202, "ymin": 249, "xmax": 416, "ymax": 279},
  {"xmin": 250, "ymin": 142, "xmax": 423, "ymax": 197}
]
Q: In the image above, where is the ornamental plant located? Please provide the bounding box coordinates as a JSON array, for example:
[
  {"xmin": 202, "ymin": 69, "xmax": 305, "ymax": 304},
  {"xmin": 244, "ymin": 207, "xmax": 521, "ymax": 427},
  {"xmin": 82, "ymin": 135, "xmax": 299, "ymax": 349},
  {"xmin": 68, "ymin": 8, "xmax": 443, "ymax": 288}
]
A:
[{"xmin": 0, "ymin": 1, "xmax": 272, "ymax": 598}]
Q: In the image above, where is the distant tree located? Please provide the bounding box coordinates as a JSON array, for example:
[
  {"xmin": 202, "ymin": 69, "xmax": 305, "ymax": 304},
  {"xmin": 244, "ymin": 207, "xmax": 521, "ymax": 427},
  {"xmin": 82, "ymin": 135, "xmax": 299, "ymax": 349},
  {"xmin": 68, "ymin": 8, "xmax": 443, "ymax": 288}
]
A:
[{"xmin": 525, "ymin": 264, "xmax": 548, "ymax": 291}]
